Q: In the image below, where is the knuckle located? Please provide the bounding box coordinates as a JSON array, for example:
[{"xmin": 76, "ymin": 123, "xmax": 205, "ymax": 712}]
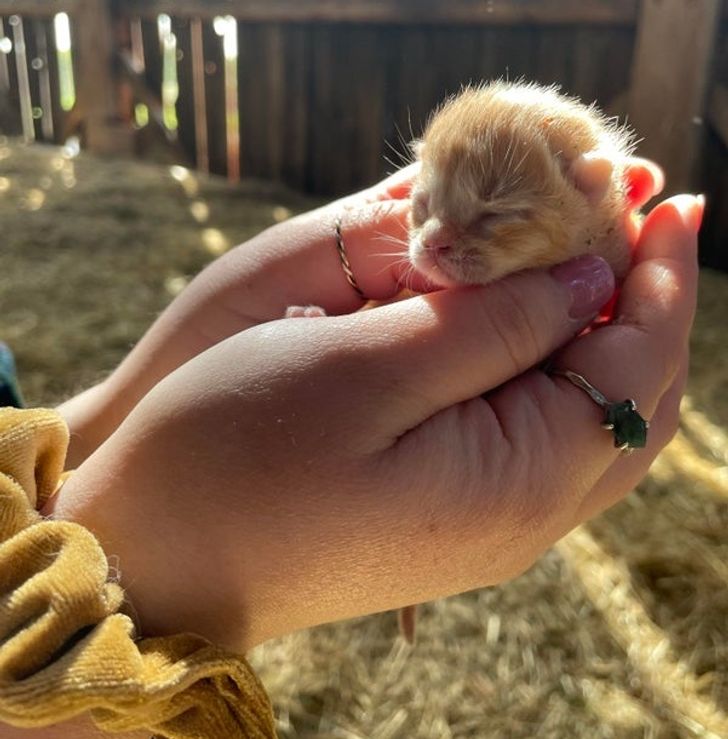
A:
[
  {"xmin": 477, "ymin": 280, "xmax": 546, "ymax": 375},
  {"xmin": 490, "ymin": 374, "xmax": 581, "ymax": 539},
  {"xmin": 623, "ymin": 324, "xmax": 682, "ymax": 398}
]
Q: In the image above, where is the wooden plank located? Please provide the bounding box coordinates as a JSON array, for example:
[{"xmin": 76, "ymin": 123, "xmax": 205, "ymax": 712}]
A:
[
  {"xmin": 308, "ymin": 24, "xmax": 337, "ymax": 194},
  {"xmin": 0, "ymin": 1, "xmax": 81, "ymax": 18},
  {"xmin": 32, "ymin": 19, "xmax": 54, "ymax": 140},
  {"xmin": 71, "ymin": 0, "xmax": 131, "ymax": 153},
  {"xmin": 0, "ymin": 16, "xmax": 23, "ymax": 136},
  {"xmin": 0, "ymin": 18, "xmax": 9, "ymax": 92},
  {"xmin": 535, "ymin": 26, "xmax": 573, "ymax": 91},
  {"xmin": 572, "ymin": 26, "xmax": 635, "ymax": 106},
  {"xmin": 124, "ymin": 0, "xmax": 641, "ymax": 25},
  {"xmin": 201, "ymin": 19, "xmax": 226, "ymax": 176},
  {"xmin": 708, "ymin": 83, "xmax": 728, "ymax": 151},
  {"xmin": 222, "ymin": 20, "xmax": 239, "ymax": 180},
  {"xmin": 344, "ymin": 24, "xmax": 386, "ymax": 188},
  {"xmin": 280, "ymin": 23, "xmax": 309, "ymax": 191},
  {"xmin": 628, "ymin": 0, "xmax": 721, "ymax": 194},
  {"xmin": 44, "ymin": 16, "xmax": 65, "ymax": 142},
  {"xmin": 139, "ymin": 18, "xmax": 161, "ymax": 94},
  {"xmin": 117, "ymin": 49, "xmax": 170, "ymax": 137},
  {"xmin": 237, "ymin": 22, "xmax": 264, "ymax": 179},
  {"xmin": 10, "ymin": 15, "xmax": 34, "ymax": 140},
  {"xmin": 22, "ymin": 13, "xmax": 42, "ymax": 140},
  {"xmin": 129, "ymin": 15, "xmax": 144, "ymax": 72},
  {"xmin": 189, "ymin": 16, "xmax": 208, "ymax": 172},
  {"xmin": 238, "ymin": 22, "xmax": 286, "ymax": 181},
  {"xmin": 264, "ymin": 23, "xmax": 285, "ymax": 180},
  {"xmin": 172, "ymin": 16, "xmax": 196, "ymax": 160}
]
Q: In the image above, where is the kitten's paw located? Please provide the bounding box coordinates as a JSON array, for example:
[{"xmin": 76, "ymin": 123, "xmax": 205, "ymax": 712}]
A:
[
  {"xmin": 285, "ymin": 305, "xmax": 327, "ymax": 318},
  {"xmin": 398, "ymin": 604, "xmax": 417, "ymax": 645}
]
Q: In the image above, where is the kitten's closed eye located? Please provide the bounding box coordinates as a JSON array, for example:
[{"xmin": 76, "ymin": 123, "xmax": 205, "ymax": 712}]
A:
[{"xmin": 471, "ymin": 208, "xmax": 529, "ymax": 234}]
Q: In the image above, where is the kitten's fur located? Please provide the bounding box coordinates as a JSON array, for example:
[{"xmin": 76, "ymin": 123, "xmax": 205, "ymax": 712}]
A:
[{"xmin": 409, "ymin": 81, "xmax": 635, "ymax": 288}]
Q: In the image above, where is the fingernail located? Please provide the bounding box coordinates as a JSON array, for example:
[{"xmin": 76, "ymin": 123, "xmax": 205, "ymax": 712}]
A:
[
  {"xmin": 693, "ymin": 194, "xmax": 706, "ymax": 233},
  {"xmin": 672, "ymin": 193, "xmax": 705, "ymax": 233},
  {"xmin": 551, "ymin": 255, "xmax": 615, "ymax": 320}
]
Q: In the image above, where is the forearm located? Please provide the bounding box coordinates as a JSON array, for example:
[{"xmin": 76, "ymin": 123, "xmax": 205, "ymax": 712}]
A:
[{"xmin": 57, "ymin": 237, "xmax": 270, "ymax": 468}]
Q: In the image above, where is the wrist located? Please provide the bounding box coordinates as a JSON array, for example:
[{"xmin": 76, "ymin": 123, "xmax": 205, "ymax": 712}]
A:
[
  {"xmin": 42, "ymin": 414, "xmax": 259, "ymax": 652},
  {"xmin": 55, "ymin": 380, "xmax": 124, "ymax": 468}
]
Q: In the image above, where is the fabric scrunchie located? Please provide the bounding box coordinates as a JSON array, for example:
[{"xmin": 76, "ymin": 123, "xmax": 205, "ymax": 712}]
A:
[{"xmin": 0, "ymin": 407, "xmax": 275, "ymax": 737}]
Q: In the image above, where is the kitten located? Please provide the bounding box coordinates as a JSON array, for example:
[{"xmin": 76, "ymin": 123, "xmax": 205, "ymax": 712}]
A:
[{"xmin": 408, "ymin": 81, "xmax": 635, "ymax": 289}]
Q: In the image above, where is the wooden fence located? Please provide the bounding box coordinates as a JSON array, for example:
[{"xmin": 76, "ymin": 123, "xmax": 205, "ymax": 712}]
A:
[{"xmin": 0, "ymin": 0, "xmax": 727, "ymax": 267}]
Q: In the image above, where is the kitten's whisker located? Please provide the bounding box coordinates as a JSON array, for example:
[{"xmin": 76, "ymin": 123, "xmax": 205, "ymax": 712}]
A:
[
  {"xmin": 373, "ymin": 230, "xmax": 410, "ymax": 248},
  {"xmin": 370, "ymin": 251, "xmax": 410, "ymax": 260},
  {"xmin": 370, "ymin": 238, "xmax": 407, "ymax": 249},
  {"xmin": 375, "ymin": 258, "xmax": 412, "ymax": 278},
  {"xmin": 373, "ymin": 237, "xmax": 409, "ymax": 250},
  {"xmin": 394, "ymin": 122, "xmax": 416, "ymax": 165},
  {"xmin": 383, "ymin": 142, "xmax": 412, "ymax": 170},
  {"xmin": 383, "ymin": 154, "xmax": 403, "ymax": 173}
]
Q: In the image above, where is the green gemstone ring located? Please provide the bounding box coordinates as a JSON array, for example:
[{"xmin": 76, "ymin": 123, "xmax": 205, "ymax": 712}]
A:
[{"xmin": 550, "ymin": 369, "xmax": 649, "ymax": 453}]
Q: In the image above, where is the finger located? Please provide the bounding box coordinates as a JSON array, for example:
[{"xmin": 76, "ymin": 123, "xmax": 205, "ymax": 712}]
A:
[
  {"xmin": 213, "ymin": 197, "xmax": 429, "ymax": 325},
  {"xmin": 362, "ymin": 162, "xmax": 420, "ymax": 202},
  {"xmin": 518, "ymin": 195, "xmax": 699, "ymax": 484},
  {"xmin": 624, "ymin": 157, "xmax": 664, "ymax": 210},
  {"xmin": 630, "ymin": 193, "xmax": 704, "ymax": 266},
  {"xmin": 311, "ymin": 163, "xmax": 428, "ymax": 303},
  {"xmin": 332, "ymin": 255, "xmax": 615, "ymax": 438},
  {"xmin": 283, "ymin": 197, "xmax": 431, "ymax": 309},
  {"xmin": 615, "ymin": 195, "xmax": 701, "ymax": 335},
  {"xmin": 574, "ymin": 352, "xmax": 688, "ymax": 523}
]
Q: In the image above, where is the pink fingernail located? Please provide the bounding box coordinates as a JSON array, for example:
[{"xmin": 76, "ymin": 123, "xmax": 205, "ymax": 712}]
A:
[
  {"xmin": 693, "ymin": 194, "xmax": 706, "ymax": 233},
  {"xmin": 551, "ymin": 255, "xmax": 615, "ymax": 320}
]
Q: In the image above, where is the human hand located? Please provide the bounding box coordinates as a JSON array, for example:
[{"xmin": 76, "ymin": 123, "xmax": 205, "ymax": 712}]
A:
[
  {"xmin": 45, "ymin": 189, "xmax": 699, "ymax": 652},
  {"xmin": 58, "ymin": 158, "xmax": 663, "ymax": 467}
]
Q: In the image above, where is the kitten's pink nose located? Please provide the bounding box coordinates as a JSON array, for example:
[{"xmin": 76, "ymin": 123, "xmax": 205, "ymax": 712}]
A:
[{"xmin": 421, "ymin": 221, "xmax": 458, "ymax": 252}]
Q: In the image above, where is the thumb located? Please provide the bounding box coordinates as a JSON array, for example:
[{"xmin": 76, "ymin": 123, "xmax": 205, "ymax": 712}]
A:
[{"xmin": 342, "ymin": 255, "xmax": 615, "ymax": 437}]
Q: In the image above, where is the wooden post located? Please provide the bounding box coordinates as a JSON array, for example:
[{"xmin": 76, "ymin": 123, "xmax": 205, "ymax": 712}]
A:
[
  {"xmin": 33, "ymin": 20, "xmax": 55, "ymax": 141},
  {"xmin": 628, "ymin": 0, "xmax": 721, "ymax": 194},
  {"xmin": 9, "ymin": 15, "xmax": 34, "ymax": 142},
  {"xmin": 71, "ymin": 0, "xmax": 133, "ymax": 154}
]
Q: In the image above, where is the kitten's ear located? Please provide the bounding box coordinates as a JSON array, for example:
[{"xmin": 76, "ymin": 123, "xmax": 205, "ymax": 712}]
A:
[
  {"xmin": 410, "ymin": 140, "xmax": 425, "ymax": 160},
  {"xmin": 569, "ymin": 151, "xmax": 614, "ymax": 205}
]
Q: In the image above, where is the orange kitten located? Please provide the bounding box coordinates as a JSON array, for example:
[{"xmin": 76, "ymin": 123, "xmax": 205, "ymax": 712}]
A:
[{"xmin": 409, "ymin": 81, "xmax": 636, "ymax": 288}]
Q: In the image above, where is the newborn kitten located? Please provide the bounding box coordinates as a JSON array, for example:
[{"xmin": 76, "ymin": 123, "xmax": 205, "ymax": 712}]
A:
[
  {"xmin": 287, "ymin": 81, "xmax": 636, "ymax": 642},
  {"xmin": 409, "ymin": 80, "xmax": 635, "ymax": 288}
]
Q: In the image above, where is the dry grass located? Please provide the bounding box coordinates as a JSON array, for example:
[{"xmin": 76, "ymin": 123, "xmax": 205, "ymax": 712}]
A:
[{"xmin": 1, "ymin": 141, "xmax": 726, "ymax": 739}]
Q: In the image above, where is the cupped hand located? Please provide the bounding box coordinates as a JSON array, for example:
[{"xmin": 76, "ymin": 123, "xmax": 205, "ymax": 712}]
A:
[
  {"xmin": 59, "ymin": 158, "xmax": 664, "ymax": 466},
  {"xmin": 45, "ymin": 192, "xmax": 699, "ymax": 652}
]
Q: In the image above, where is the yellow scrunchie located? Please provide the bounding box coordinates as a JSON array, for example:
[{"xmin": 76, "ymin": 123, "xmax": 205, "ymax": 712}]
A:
[{"xmin": 0, "ymin": 407, "xmax": 276, "ymax": 737}]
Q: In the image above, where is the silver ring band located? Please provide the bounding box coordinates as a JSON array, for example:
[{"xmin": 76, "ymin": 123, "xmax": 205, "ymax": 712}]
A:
[{"xmin": 550, "ymin": 368, "xmax": 649, "ymax": 454}]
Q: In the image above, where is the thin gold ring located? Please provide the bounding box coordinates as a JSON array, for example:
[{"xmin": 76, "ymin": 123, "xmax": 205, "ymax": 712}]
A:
[{"xmin": 335, "ymin": 216, "xmax": 367, "ymax": 301}]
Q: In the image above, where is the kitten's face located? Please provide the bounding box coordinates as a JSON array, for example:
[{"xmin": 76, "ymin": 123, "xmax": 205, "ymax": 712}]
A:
[{"xmin": 408, "ymin": 131, "xmax": 573, "ymax": 287}]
